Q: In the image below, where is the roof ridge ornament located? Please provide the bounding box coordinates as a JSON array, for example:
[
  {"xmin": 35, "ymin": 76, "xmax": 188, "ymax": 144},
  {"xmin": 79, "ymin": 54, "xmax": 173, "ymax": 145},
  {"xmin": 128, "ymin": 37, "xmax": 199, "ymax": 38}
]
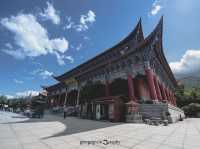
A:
[
  {"xmin": 146, "ymin": 15, "xmax": 163, "ymax": 44},
  {"xmin": 132, "ymin": 17, "xmax": 144, "ymax": 42},
  {"xmin": 138, "ymin": 17, "xmax": 144, "ymax": 40}
]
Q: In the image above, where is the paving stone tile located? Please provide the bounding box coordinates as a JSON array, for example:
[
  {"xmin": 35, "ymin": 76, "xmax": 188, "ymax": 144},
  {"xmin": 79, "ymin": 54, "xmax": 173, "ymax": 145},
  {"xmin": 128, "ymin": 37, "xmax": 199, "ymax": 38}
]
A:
[
  {"xmin": 22, "ymin": 142, "xmax": 50, "ymax": 149},
  {"xmin": 0, "ymin": 144, "xmax": 21, "ymax": 149},
  {"xmin": 119, "ymin": 138, "xmax": 142, "ymax": 148},
  {"xmin": 157, "ymin": 144, "xmax": 182, "ymax": 149}
]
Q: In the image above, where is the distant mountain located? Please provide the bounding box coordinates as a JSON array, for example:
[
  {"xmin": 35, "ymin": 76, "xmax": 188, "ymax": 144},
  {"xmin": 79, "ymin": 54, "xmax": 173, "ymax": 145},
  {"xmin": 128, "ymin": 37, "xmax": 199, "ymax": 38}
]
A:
[{"xmin": 177, "ymin": 76, "xmax": 200, "ymax": 88}]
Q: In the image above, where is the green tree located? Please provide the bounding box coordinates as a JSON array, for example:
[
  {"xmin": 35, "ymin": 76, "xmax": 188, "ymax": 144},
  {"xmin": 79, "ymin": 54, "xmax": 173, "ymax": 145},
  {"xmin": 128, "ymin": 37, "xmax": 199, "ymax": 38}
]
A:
[
  {"xmin": 175, "ymin": 84, "xmax": 184, "ymax": 97},
  {"xmin": 190, "ymin": 90, "xmax": 197, "ymax": 99},
  {"xmin": 182, "ymin": 103, "xmax": 200, "ymax": 117},
  {"xmin": 0, "ymin": 96, "xmax": 8, "ymax": 104}
]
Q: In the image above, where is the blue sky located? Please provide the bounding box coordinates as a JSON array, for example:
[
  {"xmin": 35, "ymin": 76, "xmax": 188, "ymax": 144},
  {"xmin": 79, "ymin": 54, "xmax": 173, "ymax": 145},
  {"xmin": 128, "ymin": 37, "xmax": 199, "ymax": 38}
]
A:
[{"xmin": 0, "ymin": 0, "xmax": 200, "ymax": 98}]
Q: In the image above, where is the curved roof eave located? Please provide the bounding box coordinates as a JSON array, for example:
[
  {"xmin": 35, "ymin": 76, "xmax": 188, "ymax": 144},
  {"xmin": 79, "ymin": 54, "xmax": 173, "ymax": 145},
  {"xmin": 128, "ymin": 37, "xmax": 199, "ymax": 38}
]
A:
[
  {"xmin": 54, "ymin": 18, "xmax": 144, "ymax": 82},
  {"xmin": 135, "ymin": 16, "xmax": 177, "ymax": 87}
]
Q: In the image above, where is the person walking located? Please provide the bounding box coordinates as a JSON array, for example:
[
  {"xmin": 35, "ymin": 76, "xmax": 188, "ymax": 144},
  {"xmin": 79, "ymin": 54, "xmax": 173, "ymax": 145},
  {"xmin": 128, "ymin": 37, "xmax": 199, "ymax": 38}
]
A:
[{"xmin": 64, "ymin": 106, "xmax": 67, "ymax": 119}]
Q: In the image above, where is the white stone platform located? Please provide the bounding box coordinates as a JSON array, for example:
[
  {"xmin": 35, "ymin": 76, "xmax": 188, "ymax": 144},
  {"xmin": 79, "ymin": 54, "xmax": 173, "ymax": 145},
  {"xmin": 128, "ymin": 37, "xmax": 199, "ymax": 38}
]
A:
[
  {"xmin": 138, "ymin": 103, "xmax": 185, "ymax": 123},
  {"xmin": 0, "ymin": 111, "xmax": 200, "ymax": 149}
]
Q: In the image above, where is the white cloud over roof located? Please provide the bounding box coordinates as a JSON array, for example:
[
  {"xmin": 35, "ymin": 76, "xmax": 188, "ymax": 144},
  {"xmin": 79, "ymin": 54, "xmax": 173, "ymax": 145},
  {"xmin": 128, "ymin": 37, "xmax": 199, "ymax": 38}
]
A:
[
  {"xmin": 39, "ymin": 70, "xmax": 54, "ymax": 79},
  {"xmin": 65, "ymin": 56, "xmax": 74, "ymax": 63},
  {"xmin": 40, "ymin": 1, "xmax": 60, "ymax": 25},
  {"xmin": 149, "ymin": 0, "xmax": 162, "ymax": 16},
  {"xmin": 31, "ymin": 69, "xmax": 54, "ymax": 79},
  {"xmin": 64, "ymin": 10, "xmax": 96, "ymax": 32},
  {"xmin": 170, "ymin": 49, "xmax": 200, "ymax": 77},
  {"xmin": 76, "ymin": 10, "xmax": 96, "ymax": 31}
]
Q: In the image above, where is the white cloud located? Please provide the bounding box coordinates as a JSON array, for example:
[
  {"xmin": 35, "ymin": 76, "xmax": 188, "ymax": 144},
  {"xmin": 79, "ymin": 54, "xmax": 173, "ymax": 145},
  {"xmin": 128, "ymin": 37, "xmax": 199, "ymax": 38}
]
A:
[
  {"xmin": 64, "ymin": 10, "xmax": 96, "ymax": 32},
  {"xmin": 16, "ymin": 90, "xmax": 39, "ymax": 97},
  {"xmin": 170, "ymin": 49, "xmax": 200, "ymax": 77},
  {"xmin": 76, "ymin": 43, "xmax": 82, "ymax": 51},
  {"xmin": 32, "ymin": 61, "xmax": 43, "ymax": 67},
  {"xmin": 75, "ymin": 10, "xmax": 96, "ymax": 32},
  {"xmin": 5, "ymin": 95, "xmax": 15, "ymax": 99},
  {"xmin": 149, "ymin": 0, "xmax": 162, "ymax": 16},
  {"xmin": 55, "ymin": 53, "xmax": 74, "ymax": 65},
  {"xmin": 40, "ymin": 1, "xmax": 60, "ymax": 25},
  {"xmin": 65, "ymin": 56, "xmax": 74, "ymax": 63},
  {"xmin": 5, "ymin": 43, "xmax": 13, "ymax": 49},
  {"xmin": 63, "ymin": 17, "xmax": 74, "ymax": 30},
  {"xmin": 1, "ymin": 13, "xmax": 69, "ymax": 65},
  {"xmin": 13, "ymin": 79, "xmax": 24, "ymax": 84},
  {"xmin": 3, "ymin": 49, "xmax": 25, "ymax": 59},
  {"xmin": 39, "ymin": 70, "xmax": 53, "ymax": 79},
  {"xmin": 83, "ymin": 36, "xmax": 90, "ymax": 40},
  {"xmin": 51, "ymin": 38, "xmax": 69, "ymax": 53},
  {"xmin": 55, "ymin": 52, "xmax": 65, "ymax": 65},
  {"xmin": 80, "ymin": 10, "xmax": 96, "ymax": 25},
  {"xmin": 4, "ymin": 90, "xmax": 39, "ymax": 99},
  {"xmin": 31, "ymin": 69, "xmax": 53, "ymax": 79},
  {"xmin": 31, "ymin": 68, "xmax": 43, "ymax": 75}
]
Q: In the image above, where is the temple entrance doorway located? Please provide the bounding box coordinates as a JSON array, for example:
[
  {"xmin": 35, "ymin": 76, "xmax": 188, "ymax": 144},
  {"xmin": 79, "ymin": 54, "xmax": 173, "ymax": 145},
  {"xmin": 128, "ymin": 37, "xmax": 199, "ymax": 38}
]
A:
[
  {"xmin": 101, "ymin": 104, "xmax": 109, "ymax": 120},
  {"xmin": 96, "ymin": 104, "xmax": 101, "ymax": 120},
  {"xmin": 94, "ymin": 96, "xmax": 126, "ymax": 122},
  {"xmin": 96, "ymin": 104, "xmax": 109, "ymax": 120}
]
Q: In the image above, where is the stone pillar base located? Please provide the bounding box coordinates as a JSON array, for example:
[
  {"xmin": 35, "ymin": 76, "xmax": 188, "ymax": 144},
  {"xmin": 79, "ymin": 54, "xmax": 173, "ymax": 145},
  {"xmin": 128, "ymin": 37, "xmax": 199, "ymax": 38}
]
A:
[
  {"xmin": 152, "ymin": 100, "xmax": 160, "ymax": 104},
  {"xmin": 125, "ymin": 101, "xmax": 142, "ymax": 123},
  {"xmin": 126, "ymin": 101, "xmax": 138, "ymax": 114},
  {"xmin": 126, "ymin": 113, "xmax": 143, "ymax": 123}
]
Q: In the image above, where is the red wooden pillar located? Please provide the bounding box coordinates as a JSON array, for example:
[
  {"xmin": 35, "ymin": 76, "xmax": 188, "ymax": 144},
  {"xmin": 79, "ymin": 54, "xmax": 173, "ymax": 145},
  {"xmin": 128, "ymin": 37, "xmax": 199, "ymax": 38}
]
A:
[
  {"xmin": 168, "ymin": 89, "xmax": 174, "ymax": 105},
  {"xmin": 154, "ymin": 76, "xmax": 162, "ymax": 101},
  {"xmin": 160, "ymin": 83, "xmax": 167, "ymax": 101},
  {"xmin": 59, "ymin": 94, "xmax": 61, "ymax": 106},
  {"xmin": 76, "ymin": 89, "xmax": 80, "ymax": 106},
  {"xmin": 127, "ymin": 74, "xmax": 136, "ymax": 101},
  {"xmin": 166, "ymin": 87, "xmax": 172, "ymax": 104},
  {"xmin": 165, "ymin": 88, "xmax": 169, "ymax": 103},
  {"xmin": 64, "ymin": 91, "xmax": 68, "ymax": 106},
  {"xmin": 145, "ymin": 68, "xmax": 158, "ymax": 101},
  {"xmin": 105, "ymin": 80, "xmax": 110, "ymax": 96},
  {"xmin": 47, "ymin": 99, "xmax": 49, "ymax": 108},
  {"xmin": 55, "ymin": 96, "xmax": 58, "ymax": 106},
  {"xmin": 159, "ymin": 83, "xmax": 164, "ymax": 100},
  {"xmin": 164, "ymin": 87, "xmax": 169, "ymax": 103},
  {"xmin": 171, "ymin": 92, "xmax": 175, "ymax": 106},
  {"xmin": 57, "ymin": 95, "xmax": 60, "ymax": 106},
  {"xmin": 168, "ymin": 91, "xmax": 172, "ymax": 105},
  {"xmin": 53, "ymin": 98, "xmax": 56, "ymax": 106},
  {"xmin": 169, "ymin": 89, "xmax": 173, "ymax": 105},
  {"xmin": 50, "ymin": 99, "xmax": 53, "ymax": 107},
  {"xmin": 172, "ymin": 93, "xmax": 177, "ymax": 106},
  {"xmin": 170, "ymin": 91, "xmax": 174, "ymax": 105},
  {"xmin": 57, "ymin": 95, "xmax": 59, "ymax": 106}
]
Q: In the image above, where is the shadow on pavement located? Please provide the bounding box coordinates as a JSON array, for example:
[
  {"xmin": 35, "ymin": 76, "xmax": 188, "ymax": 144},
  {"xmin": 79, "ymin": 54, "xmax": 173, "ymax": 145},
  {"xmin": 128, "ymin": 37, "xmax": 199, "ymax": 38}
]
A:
[{"xmin": 4, "ymin": 111, "xmax": 123, "ymax": 139}]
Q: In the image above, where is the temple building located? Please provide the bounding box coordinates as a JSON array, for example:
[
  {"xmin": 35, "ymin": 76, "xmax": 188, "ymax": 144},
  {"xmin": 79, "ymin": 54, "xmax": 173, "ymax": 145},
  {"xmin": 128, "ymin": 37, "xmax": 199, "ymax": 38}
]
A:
[{"xmin": 43, "ymin": 17, "xmax": 184, "ymax": 123}]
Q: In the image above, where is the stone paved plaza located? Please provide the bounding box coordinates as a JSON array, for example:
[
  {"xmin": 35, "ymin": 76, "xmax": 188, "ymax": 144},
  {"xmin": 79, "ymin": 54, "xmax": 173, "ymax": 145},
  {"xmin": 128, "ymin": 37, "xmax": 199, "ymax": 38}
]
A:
[{"xmin": 0, "ymin": 111, "xmax": 200, "ymax": 149}]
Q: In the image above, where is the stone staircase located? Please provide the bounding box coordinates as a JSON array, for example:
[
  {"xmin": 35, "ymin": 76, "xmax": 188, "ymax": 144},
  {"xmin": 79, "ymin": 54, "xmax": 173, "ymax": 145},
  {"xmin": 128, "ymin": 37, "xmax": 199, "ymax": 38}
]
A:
[
  {"xmin": 137, "ymin": 103, "xmax": 185, "ymax": 123},
  {"xmin": 138, "ymin": 103, "xmax": 168, "ymax": 119}
]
